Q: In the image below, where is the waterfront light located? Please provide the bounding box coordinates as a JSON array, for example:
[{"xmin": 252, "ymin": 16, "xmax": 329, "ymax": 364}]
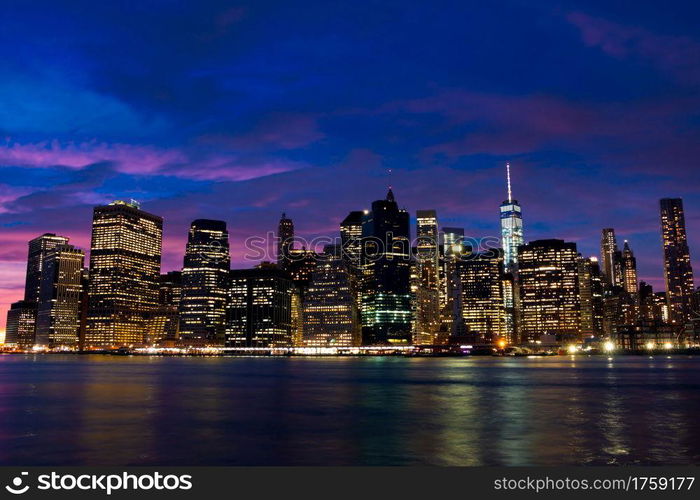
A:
[
  {"xmin": 663, "ymin": 342, "xmax": 673, "ymax": 350},
  {"xmin": 567, "ymin": 344, "xmax": 578, "ymax": 354},
  {"xmin": 645, "ymin": 342, "xmax": 655, "ymax": 350},
  {"xmin": 497, "ymin": 340, "xmax": 507, "ymax": 349},
  {"xmin": 603, "ymin": 341, "xmax": 615, "ymax": 353}
]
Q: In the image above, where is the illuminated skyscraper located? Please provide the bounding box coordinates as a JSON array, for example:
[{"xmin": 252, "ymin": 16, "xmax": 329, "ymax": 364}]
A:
[
  {"xmin": 35, "ymin": 244, "xmax": 85, "ymax": 348},
  {"xmin": 414, "ymin": 210, "xmax": 441, "ymax": 344},
  {"xmin": 518, "ymin": 239, "xmax": 580, "ymax": 343},
  {"xmin": 621, "ymin": 240, "xmax": 638, "ymax": 294},
  {"xmin": 457, "ymin": 250, "xmax": 506, "ymax": 343},
  {"xmin": 578, "ymin": 255, "xmax": 604, "ymax": 338},
  {"xmin": 179, "ymin": 219, "xmax": 230, "ymax": 345},
  {"xmin": 86, "ymin": 200, "xmax": 163, "ymax": 348},
  {"xmin": 302, "ymin": 256, "xmax": 360, "ymax": 347},
  {"xmin": 360, "ymin": 188, "xmax": 412, "ymax": 344},
  {"xmin": 340, "ymin": 211, "xmax": 364, "ymax": 269},
  {"xmin": 600, "ymin": 228, "xmax": 623, "ymax": 287},
  {"xmin": 277, "ymin": 213, "xmax": 294, "ymax": 269},
  {"xmin": 226, "ymin": 266, "xmax": 294, "ymax": 347},
  {"xmin": 660, "ymin": 198, "xmax": 695, "ymax": 324},
  {"xmin": 24, "ymin": 233, "xmax": 70, "ymax": 304},
  {"xmin": 499, "ymin": 163, "xmax": 524, "ymax": 273}
]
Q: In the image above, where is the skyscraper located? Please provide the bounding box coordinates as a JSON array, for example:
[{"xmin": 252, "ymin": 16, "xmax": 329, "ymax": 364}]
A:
[
  {"xmin": 578, "ymin": 255, "xmax": 605, "ymax": 338},
  {"xmin": 457, "ymin": 250, "xmax": 506, "ymax": 343},
  {"xmin": 302, "ymin": 256, "xmax": 361, "ymax": 347},
  {"xmin": 600, "ymin": 228, "xmax": 623, "ymax": 287},
  {"xmin": 500, "ymin": 163, "xmax": 524, "ymax": 273},
  {"xmin": 660, "ymin": 198, "xmax": 695, "ymax": 324},
  {"xmin": 179, "ymin": 219, "xmax": 230, "ymax": 345},
  {"xmin": 360, "ymin": 189, "xmax": 412, "ymax": 344},
  {"xmin": 145, "ymin": 271, "xmax": 182, "ymax": 345},
  {"xmin": 226, "ymin": 266, "xmax": 294, "ymax": 347},
  {"xmin": 621, "ymin": 240, "xmax": 638, "ymax": 294},
  {"xmin": 277, "ymin": 213, "xmax": 294, "ymax": 269},
  {"xmin": 86, "ymin": 200, "xmax": 163, "ymax": 348},
  {"xmin": 340, "ymin": 210, "xmax": 364, "ymax": 269},
  {"xmin": 35, "ymin": 244, "xmax": 85, "ymax": 348},
  {"xmin": 24, "ymin": 233, "xmax": 70, "ymax": 304},
  {"xmin": 518, "ymin": 239, "xmax": 580, "ymax": 343},
  {"xmin": 414, "ymin": 210, "xmax": 441, "ymax": 344}
]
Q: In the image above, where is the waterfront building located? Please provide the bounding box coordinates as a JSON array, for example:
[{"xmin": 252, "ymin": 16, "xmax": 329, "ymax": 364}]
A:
[
  {"xmin": 660, "ymin": 198, "xmax": 695, "ymax": 324},
  {"xmin": 360, "ymin": 188, "xmax": 412, "ymax": 344},
  {"xmin": 85, "ymin": 200, "xmax": 162, "ymax": 348},
  {"xmin": 518, "ymin": 239, "xmax": 580, "ymax": 343},
  {"xmin": 302, "ymin": 256, "xmax": 360, "ymax": 347},
  {"xmin": 24, "ymin": 233, "xmax": 70, "ymax": 304},
  {"xmin": 457, "ymin": 250, "xmax": 506, "ymax": 343},
  {"xmin": 179, "ymin": 219, "xmax": 230, "ymax": 346},
  {"xmin": 414, "ymin": 210, "xmax": 441, "ymax": 344},
  {"xmin": 4, "ymin": 300, "xmax": 36, "ymax": 349},
  {"xmin": 499, "ymin": 163, "xmax": 524, "ymax": 273},
  {"xmin": 226, "ymin": 266, "xmax": 294, "ymax": 347},
  {"xmin": 577, "ymin": 256, "xmax": 605, "ymax": 338},
  {"xmin": 145, "ymin": 271, "xmax": 182, "ymax": 345},
  {"xmin": 35, "ymin": 244, "xmax": 85, "ymax": 348}
]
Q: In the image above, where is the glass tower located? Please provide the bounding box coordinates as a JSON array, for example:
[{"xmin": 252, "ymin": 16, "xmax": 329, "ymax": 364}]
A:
[{"xmin": 500, "ymin": 163, "xmax": 524, "ymax": 273}]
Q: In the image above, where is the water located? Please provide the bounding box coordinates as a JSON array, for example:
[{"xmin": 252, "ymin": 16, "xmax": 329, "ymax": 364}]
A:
[{"xmin": 0, "ymin": 354, "xmax": 699, "ymax": 466}]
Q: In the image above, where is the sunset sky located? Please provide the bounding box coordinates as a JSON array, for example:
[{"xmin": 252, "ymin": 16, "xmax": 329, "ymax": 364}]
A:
[{"xmin": 2, "ymin": 0, "xmax": 700, "ymax": 334}]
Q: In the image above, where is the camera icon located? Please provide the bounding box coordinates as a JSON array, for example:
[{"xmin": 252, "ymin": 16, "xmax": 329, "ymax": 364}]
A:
[{"xmin": 5, "ymin": 472, "xmax": 29, "ymax": 495}]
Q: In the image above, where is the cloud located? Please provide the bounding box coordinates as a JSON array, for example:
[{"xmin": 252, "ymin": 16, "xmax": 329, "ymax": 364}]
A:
[{"xmin": 567, "ymin": 12, "xmax": 700, "ymax": 83}]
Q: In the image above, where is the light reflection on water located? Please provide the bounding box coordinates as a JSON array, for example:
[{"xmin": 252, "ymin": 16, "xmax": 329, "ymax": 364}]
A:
[{"xmin": 0, "ymin": 354, "xmax": 699, "ymax": 466}]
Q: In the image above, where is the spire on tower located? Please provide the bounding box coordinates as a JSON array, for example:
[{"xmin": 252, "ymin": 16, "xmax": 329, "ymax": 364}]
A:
[
  {"xmin": 386, "ymin": 187, "xmax": 395, "ymax": 202},
  {"xmin": 506, "ymin": 162, "xmax": 513, "ymax": 203}
]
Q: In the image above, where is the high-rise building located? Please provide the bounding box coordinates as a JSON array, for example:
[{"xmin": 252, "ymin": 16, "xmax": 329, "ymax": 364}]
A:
[
  {"xmin": 179, "ymin": 220, "xmax": 230, "ymax": 346},
  {"xmin": 35, "ymin": 244, "xmax": 85, "ymax": 348},
  {"xmin": 4, "ymin": 300, "xmax": 37, "ymax": 349},
  {"xmin": 145, "ymin": 271, "xmax": 182, "ymax": 345},
  {"xmin": 302, "ymin": 256, "xmax": 361, "ymax": 347},
  {"xmin": 660, "ymin": 198, "xmax": 695, "ymax": 324},
  {"xmin": 578, "ymin": 255, "xmax": 605, "ymax": 338},
  {"xmin": 226, "ymin": 266, "xmax": 294, "ymax": 347},
  {"xmin": 457, "ymin": 250, "xmax": 506, "ymax": 343},
  {"xmin": 340, "ymin": 211, "xmax": 364, "ymax": 269},
  {"xmin": 518, "ymin": 239, "xmax": 580, "ymax": 343},
  {"xmin": 414, "ymin": 210, "xmax": 441, "ymax": 344},
  {"xmin": 360, "ymin": 189, "xmax": 412, "ymax": 344},
  {"xmin": 500, "ymin": 163, "xmax": 524, "ymax": 273},
  {"xmin": 621, "ymin": 240, "xmax": 638, "ymax": 294},
  {"xmin": 86, "ymin": 200, "xmax": 163, "ymax": 348},
  {"xmin": 440, "ymin": 227, "xmax": 466, "ymax": 339},
  {"xmin": 600, "ymin": 228, "xmax": 623, "ymax": 287},
  {"xmin": 277, "ymin": 213, "xmax": 294, "ymax": 269},
  {"xmin": 24, "ymin": 233, "xmax": 70, "ymax": 304},
  {"xmin": 286, "ymin": 248, "xmax": 318, "ymax": 292}
]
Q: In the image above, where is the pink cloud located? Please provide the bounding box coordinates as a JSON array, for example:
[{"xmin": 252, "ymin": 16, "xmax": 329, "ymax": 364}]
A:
[{"xmin": 0, "ymin": 139, "xmax": 305, "ymax": 181}]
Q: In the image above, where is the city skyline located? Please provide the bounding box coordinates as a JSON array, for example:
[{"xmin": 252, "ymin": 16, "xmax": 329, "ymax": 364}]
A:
[{"xmin": 2, "ymin": 1, "xmax": 700, "ymax": 336}]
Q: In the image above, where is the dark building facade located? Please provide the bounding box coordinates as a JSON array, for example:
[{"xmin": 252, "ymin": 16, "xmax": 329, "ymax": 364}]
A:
[
  {"xmin": 660, "ymin": 198, "xmax": 695, "ymax": 324},
  {"xmin": 226, "ymin": 267, "xmax": 294, "ymax": 347},
  {"xmin": 179, "ymin": 219, "xmax": 230, "ymax": 345},
  {"xmin": 360, "ymin": 189, "xmax": 412, "ymax": 344},
  {"xmin": 35, "ymin": 244, "xmax": 85, "ymax": 348},
  {"xmin": 518, "ymin": 239, "xmax": 580, "ymax": 343}
]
